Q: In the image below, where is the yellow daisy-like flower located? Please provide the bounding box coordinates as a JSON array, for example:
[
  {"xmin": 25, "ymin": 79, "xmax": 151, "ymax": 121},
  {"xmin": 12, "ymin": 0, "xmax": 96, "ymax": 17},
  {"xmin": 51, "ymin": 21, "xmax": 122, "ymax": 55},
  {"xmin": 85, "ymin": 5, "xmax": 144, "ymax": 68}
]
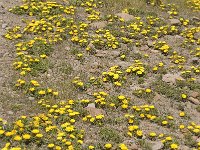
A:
[
  {"xmin": 105, "ymin": 143, "xmax": 112, "ymax": 149},
  {"xmin": 179, "ymin": 112, "xmax": 185, "ymax": 117},
  {"xmin": 14, "ymin": 135, "xmax": 22, "ymax": 141},
  {"xmin": 181, "ymin": 94, "xmax": 187, "ymax": 99},
  {"xmin": 47, "ymin": 143, "xmax": 54, "ymax": 148},
  {"xmin": 22, "ymin": 134, "xmax": 31, "ymax": 140},
  {"xmin": 170, "ymin": 143, "xmax": 178, "ymax": 149}
]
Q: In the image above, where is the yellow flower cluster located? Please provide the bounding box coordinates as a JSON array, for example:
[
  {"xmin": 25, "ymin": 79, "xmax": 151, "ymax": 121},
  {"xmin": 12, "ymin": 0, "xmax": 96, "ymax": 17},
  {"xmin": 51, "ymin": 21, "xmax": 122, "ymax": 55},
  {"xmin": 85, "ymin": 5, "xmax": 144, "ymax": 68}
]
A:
[
  {"xmin": 153, "ymin": 41, "xmax": 171, "ymax": 54},
  {"xmin": 4, "ymin": 26, "xmax": 22, "ymax": 40}
]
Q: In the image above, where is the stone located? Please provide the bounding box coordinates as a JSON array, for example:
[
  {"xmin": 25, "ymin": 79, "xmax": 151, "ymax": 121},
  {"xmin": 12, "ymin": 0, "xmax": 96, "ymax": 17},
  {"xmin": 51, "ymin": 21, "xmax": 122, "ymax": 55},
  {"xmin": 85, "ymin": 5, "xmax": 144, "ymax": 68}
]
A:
[
  {"xmin": 65, "ymin": 46, "xmax": 70, "ymax": 51},
  {"xmin": 194, "ymin": 32, "xmax": 200, "ymax": 40},
  {"xmin": 85, "ymin": 107, "xmax": 106, "ymax": 117},
  {"xmin": 116, "ymin": 61, "xmax": 132, "ymax": 68},
  {"xmin": 110, "ymin": 50, "xmax": 120, "ymax": 57},
  {"xmin": 196, "ymin": 137, "xmax": 200, "ymax": 142},
  {"xmin": 123, "ymin": 140, "xmax": 138, "ymax": 150},
  {"xmin": 7, "ymin": 111, "xmax": 14, "ymax": 115},
  {"xmin": 168, "ymin": 19, "xmax": 181, "ymax": 26},
  {"xmin": 152, "ymin": 141, "xmax": 164, "ymax": 150},
  {"xmin": 179, "ymin": 145, "xmax": 190, "ymax": 150},
  {"xmin": 192, "ymin": 16, "xmax": 200, "ymax": 22},
  {"xmin": 90, "ymin": 21, "xmax": 107, "ymax": 29},
  {"xmin": 191, "ymin": 57, "xmax": 199, "ymax": 64},
  {"xmin": 174, "ymin": 35, "xmax": 184, "ymax": 40},
  {"xmin": 2, "ymin": 23, "xmax": 7, "ymax": 29},
  {"xmin": 162, "ymin": 73, "xmax": 184, "ymax": 85},
  {"xmin": 147, "ymin": 40, "xmax": 154, "ymax": 47},
  {"xmin": 150, "ymin": 49, "xmax": 159, "ymax": 54},
  {"xmin": 154, "ymin": 92, "xmax": 162, "ymax": 101},
  {"xmin": 28, "ymin": 97, "xmax": 35, "ymax": 101},
  {"xmin": 116, "ymin": 13, "xmax": 134, "ymax": 22},
  {"xmin": 189, "ymin": 91, "xmax": 199, "ymax": 98},
  {"xmin": 95, "ymin": 50, "xmax": 107, "ymax": 57},
  {"xmin": 87, "ymin": 103, "xmax": 95, "ymax": 108},
  {"xmin": 88, "ymin": 42, "xmax": 95, "ymax": 49},
  {"xmin": 0, "ymin": 51, "xmax": 5, "ymax": 58},
  {"xmin": 130, "ymin": 84, "xmax": 142, "ymax": 91},
  {"xmin": 188, "ymin": 97, "xmax": 200, "ymax": 105},
  {"xmin": 140, "ymin": 45, "xmax": 149, "ymax": 51}
]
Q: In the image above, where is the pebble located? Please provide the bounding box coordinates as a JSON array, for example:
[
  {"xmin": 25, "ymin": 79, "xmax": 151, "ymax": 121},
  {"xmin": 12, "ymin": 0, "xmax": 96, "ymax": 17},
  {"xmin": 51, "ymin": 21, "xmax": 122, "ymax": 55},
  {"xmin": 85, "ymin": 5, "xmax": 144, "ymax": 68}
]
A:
[
  {"xmin": 2, "ymin": 23, "xmax": 7, "ymax": 29},
  {"xmin": 152, "ymin": 141, "xmax": 164, "ymax": 150},
  {"xmin": 188, "ymin": 97, "xmax": 200, "ymax": 105},
  {"xmin": 28, "ymin": 97, "xmax": 35, "ymax": 101},
  {"xmin": 7, "ymin": 111, "xmax": 14, "ymax": 115}
]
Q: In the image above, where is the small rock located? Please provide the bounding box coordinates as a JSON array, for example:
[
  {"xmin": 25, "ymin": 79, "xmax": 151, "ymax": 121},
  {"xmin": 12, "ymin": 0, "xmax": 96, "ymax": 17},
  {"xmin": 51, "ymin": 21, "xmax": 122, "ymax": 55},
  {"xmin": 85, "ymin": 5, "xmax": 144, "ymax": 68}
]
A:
[
  {"xmin": 154, "ymin": 92, "xmax": 162, "ymax": 101},
  {"xmin": 86, "ymin": 103, "xmax": 96, "ymax": 108},
  {"xmin": 169, "ymin": 19, "xmax": 181, "ymax": 26},
  {"xmin": 174, "ymin": 35, "xmax": 184, "ymax": 40},
  {"xmin": 65, "ymin": 46, "xmax": 70, "ymax": 51},
  {"xmin": 140, "ymin": 45, "xmax": 149, "ymax": 51},
  {"xmin": 116, "ymin": 61, "xmax": 132, "ymax": 68},
  {"xmin": 192, "ymin": 16, "xmax": 200, "ymax": 22},
  {"xmin": 152, "ymin": 141, "xmax": 164, "ymax": 150},
  {"xmin": 28, "ymin": 97, "xmax": 35, "ymax": 101},
  {"xmin": 88, "ymin": 42, "xmax": 95, "ymax": 49},
  {"xmin": 0, "ymin": 51, "xmax": 5, "ymax": 58},
  {"xmin": 188, "ymin": 97, "xmax": 200, "ymax": 105},
  {"xmin": 85, "ymin": 107, "xmax": 106, "ymax": 117},
  {"xmin": 116, "ymin": 13, "xmax": 134, "ymax": 22},
  {"xmin": 130, "ymin": 84, "xmax": 142, "ymax": 91},
  {"xmin": 95, "ymin": 50, "xmax": 107, "ymax": 57},
  {"xmin": 90, "ymin": 21, "xmax": 107, "ymax": 29},
  {"xmin": 110, "ymin": 50, "xmax": 120, "ymax": 57},
  {"xmin": 194, "ymin": 32, "xmax": 200, "ymax": 40},
  {"xmin": 150, "ymin": 49, "xmax": 159, "ymax": 54},
  {"xmin": 2, "ymin": 23, "xmax": 7, "ymax": 29},
  {"xmin": 196, "ymin": 137, "xmax": 200, "ymax": 142},
  {"xmin": 189, "ymin": 91, "xmax": 199, "ymax": 98},
  {"xmin": 191, "ymin": 57, "xmax": 199, "ymax": 64},
  {"xmin": 162, "ymin": 73, "xmax": 184, "ymax": 85},
  {"xmin": 179, "ymin": 145, "xmax": 190, "ymax": 150},
  {"xmin": 147, "ymin": 40, "xmax": 154, "ymax": 47},
  {"xmin": 123, "ymin": 140, "xmax": 138, "ymax": 150},
  {"xmin": 7, "ymin": 111, "xmax": 14, "ymax": 115}
]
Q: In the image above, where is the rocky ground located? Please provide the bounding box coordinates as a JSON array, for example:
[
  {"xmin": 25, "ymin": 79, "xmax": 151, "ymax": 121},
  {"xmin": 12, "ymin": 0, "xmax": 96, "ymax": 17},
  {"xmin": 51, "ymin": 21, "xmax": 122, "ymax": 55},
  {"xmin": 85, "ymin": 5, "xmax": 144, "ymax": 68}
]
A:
[{"xmin": 0, "ymin": 0, "xmax": 200, "ymax": 149}]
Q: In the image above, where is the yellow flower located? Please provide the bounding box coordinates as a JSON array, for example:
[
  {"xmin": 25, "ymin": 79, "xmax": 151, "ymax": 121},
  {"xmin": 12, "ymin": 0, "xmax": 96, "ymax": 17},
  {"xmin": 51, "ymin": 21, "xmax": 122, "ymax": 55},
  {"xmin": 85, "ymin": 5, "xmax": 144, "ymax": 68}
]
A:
[
  {"xmin": 40, "ymin": 54, "xmax": 47, "ymax": 58},
  {"xmin": 145, "ymin": 88, "xmax": 152, "ymax": 93},
  {"xmin": 179, "ymin": 112, "xmax": 185, "ymax": 117},
  {"xmin": 136, "ymin": 130, "xmax": 143, "ymax": 137},
  {"xmin": 149, "ymin": 132, "xmax": 157, "ymax": 137},
  {"xmin": 118, "ymin": 95, "xmax": 125, "ymax": 100},
  {"xmin": 10, "ymin": 147, "xmax": 21, "ymax": 150},
  {"xmin": 55, "ymin": 146, "xmax": 61, "ymax": 150},
  {"xmin": 32, "ymin": 129, "xmax": 39, "ymax": 134},
  {"xmin": 170, "ymin": 143, "xmax": 178, "ymax": 149},
  {"xmin": 166, "ymin": 136, "xmax": 172, "ymax": 141},
  {"xmin": 14, "ymin": 135, "xmax": 22, "ymax": 141},
  {"xmin": 36, "ymin": 133, "xmax": 43, "ymax": 138},
  {"xmin": 105, "ymin": 143, "xmax": 112, "ymax": 149},
  {"xmin": 48, "ymin": 143, "xmax": 54, "ymax": 148},
  {"xmin": 0, "ymin": 130, "xmax": 5, "ymax": 135},
  {"xmin": 88, "ymin": 145, "xmax": 95, "ymax": 149},
  {"xmin": 179, "ymin": 125, "xmax": 185, "ymax": 129},
  {"xmin": 181, "ymin": 94, "xmax": 187, "ymax": 99},
  {"xmin": 119, "ymin": 143, "xmax": 128, "ymax": 150},
  {"xmin": 53, "ymin": 91, "xmax": 59, "ymax": 96},
  {"xmin": 22, "ymin": 134, "xmax": 31, "ymax": 140},
  {"xmin": 90, "ymin": 118, "xmax": 95, "ymax": 122},
  {"xmin": 162, "ymin": 120, "xmax": 168, "ymax": 125},
  {"xmin": 38, "ymin": 90, "xmax": 46, "ymax": 95}
]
